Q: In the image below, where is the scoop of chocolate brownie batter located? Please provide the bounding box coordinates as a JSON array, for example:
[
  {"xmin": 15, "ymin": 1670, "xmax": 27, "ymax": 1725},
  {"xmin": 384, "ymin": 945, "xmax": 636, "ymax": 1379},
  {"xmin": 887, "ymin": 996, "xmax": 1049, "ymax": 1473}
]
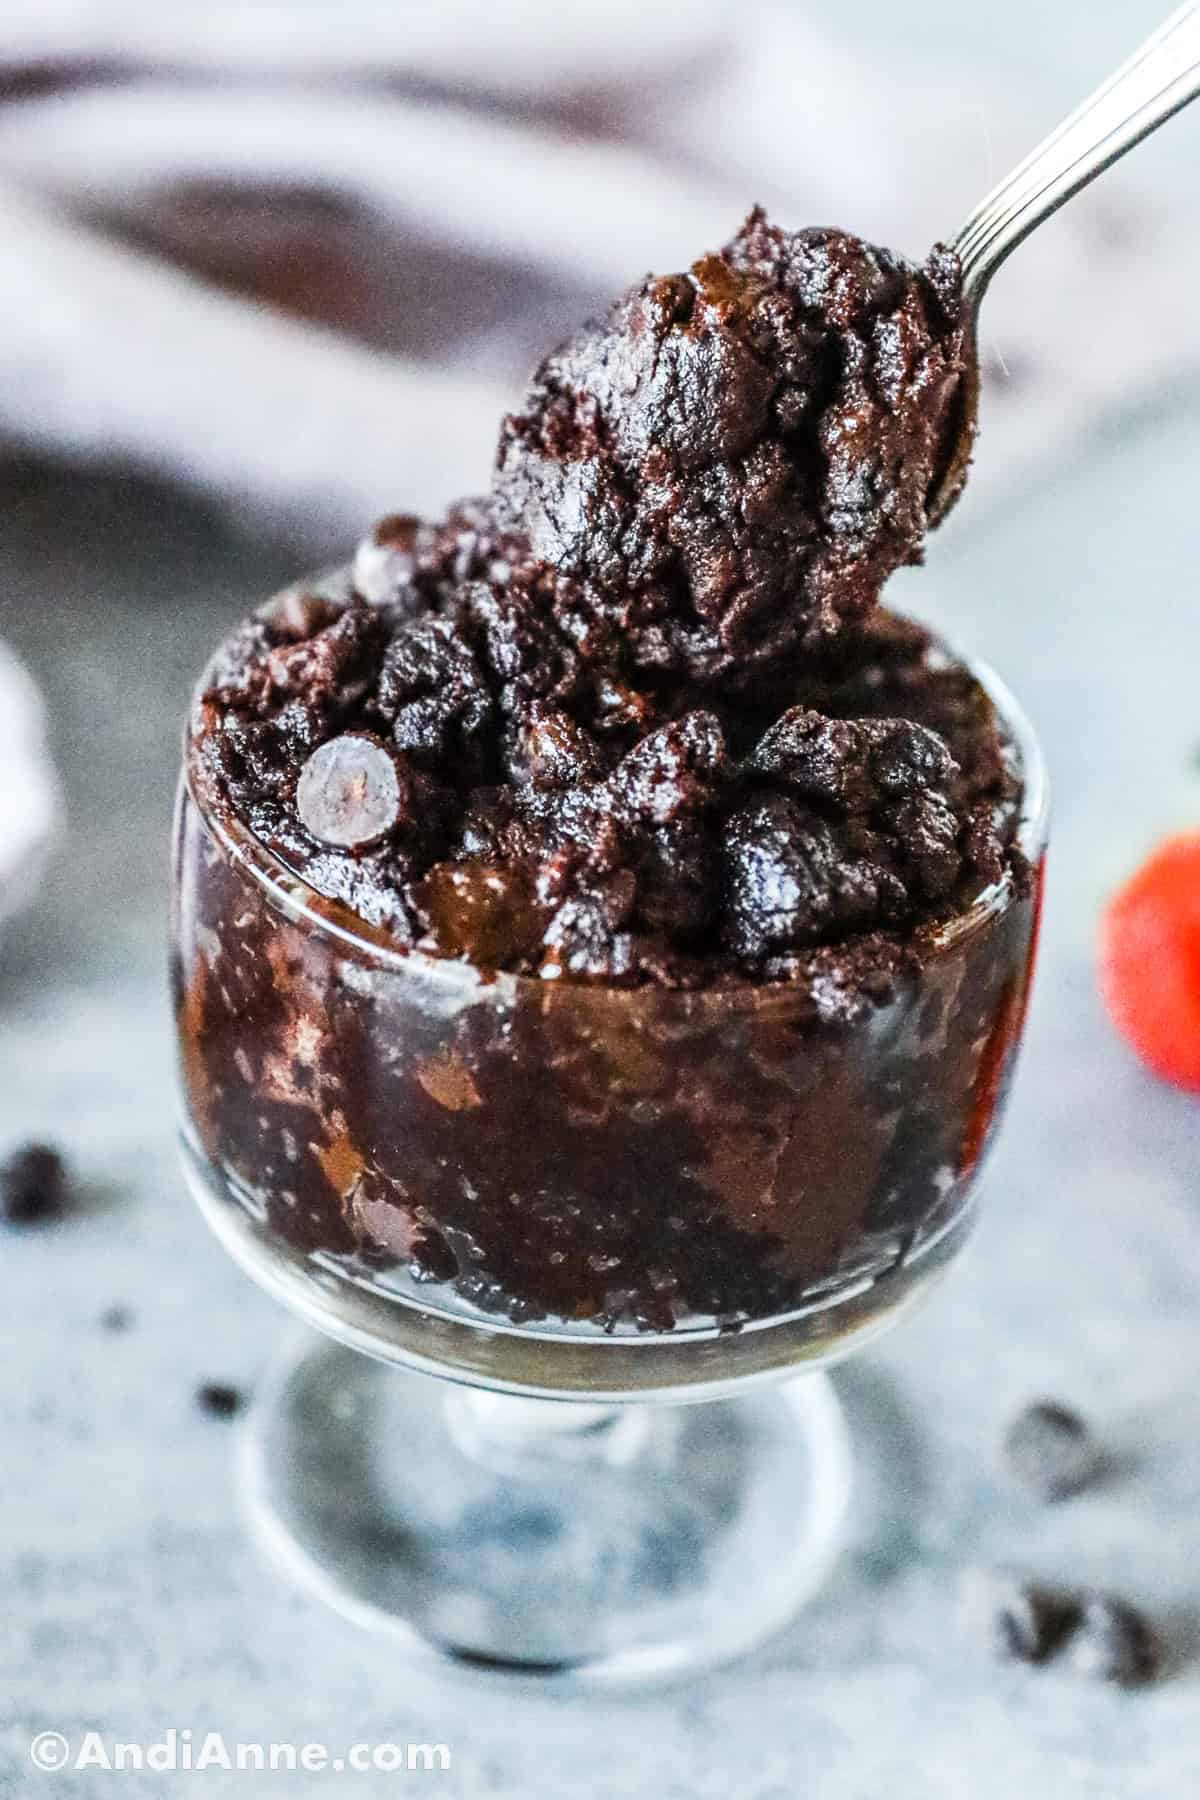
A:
[
  {"xmin": 191, "ymin": 211, "xmax": 1016, "ymax": 995},
  {"xmin": 493, "ymin": 208, "xmax": 966, "ymax": 686}
]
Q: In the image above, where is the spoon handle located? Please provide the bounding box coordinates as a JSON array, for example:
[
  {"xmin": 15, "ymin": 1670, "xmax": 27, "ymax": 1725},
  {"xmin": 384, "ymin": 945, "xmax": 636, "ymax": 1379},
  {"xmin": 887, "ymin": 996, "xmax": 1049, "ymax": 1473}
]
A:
[{"xmin": 954, "ymin": 0, "xmax": 1200, "ymax": 297}]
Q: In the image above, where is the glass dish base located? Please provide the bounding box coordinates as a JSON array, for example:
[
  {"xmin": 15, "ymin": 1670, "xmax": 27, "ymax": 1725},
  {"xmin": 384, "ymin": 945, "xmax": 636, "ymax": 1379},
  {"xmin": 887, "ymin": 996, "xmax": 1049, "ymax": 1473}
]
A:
[
  {"xmin": 182, "ymin": 1127, "xmax": 970, "ymax": 1401},
  {"xmin": 242, "ymin": 1334, "xmax": 852, "ymax": 1685}
]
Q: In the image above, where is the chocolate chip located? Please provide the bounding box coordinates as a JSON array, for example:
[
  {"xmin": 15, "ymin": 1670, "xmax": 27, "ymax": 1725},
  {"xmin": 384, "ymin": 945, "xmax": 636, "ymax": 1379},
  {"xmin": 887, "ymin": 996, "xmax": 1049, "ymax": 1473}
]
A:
[
  {"xmin": 410, "ymin": 1229, "xmax": 459, "ymax": 1284},
  {"xmin": 258, "ymin": 583, "xmax": 340, "ymax": 641},
  {"xmin": 965, "ymin": 1571, "xmax": 1161, "ymax": 1687},
  {"xmin": 353, "ymin": 512, "xmax": 421, "ymax": 605},
  {"xmin": 100, "ymin": 1305, "xmax": 133, "ymax": 1333},
  {"xmin": 1004, "ymin": 1400, "xmax": 1100, "ymax": 1501},
  {"xmin": 296, "ymin": 733, "xmax": 409, "ymax": 849},
  {"xmin": 196, "ymin": 1383, "xmax": 244, "ymax": 1419},
  {"xmin": 0, "ymin": 1143, "xmax": 70, "ymax": 1224},
  {"xmin": 1060, "ymin": 1595, "xmax": 1161, "ymax": 1687},
  {"xmin": 964, "ymin": 1569, "xmax": 1080, "ymax": 1665}
]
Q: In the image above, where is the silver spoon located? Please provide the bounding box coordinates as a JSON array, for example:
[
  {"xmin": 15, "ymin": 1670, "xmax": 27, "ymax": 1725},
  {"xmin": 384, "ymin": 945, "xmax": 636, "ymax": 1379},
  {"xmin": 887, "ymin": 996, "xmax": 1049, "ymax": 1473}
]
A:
[{"xmin": 930, "ymin": 0, "xmax": 1200, "ymax": 527}]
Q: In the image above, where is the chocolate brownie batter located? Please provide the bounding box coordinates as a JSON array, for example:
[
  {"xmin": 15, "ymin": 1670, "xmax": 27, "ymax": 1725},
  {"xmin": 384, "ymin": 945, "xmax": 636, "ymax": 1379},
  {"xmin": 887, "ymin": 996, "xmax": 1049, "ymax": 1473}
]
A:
[
  {"xmin": 195, "ymin": 593, "xmax": 1017, "ymax": 991},
  {"xmin": 193, "ymin": 210, "xmax": 998, "ymax": 990},
  {"xmin": 495, "ymin": 209, "xmax": 966, "ymax": 684},
  {"xmin": 176, "ymin": 210, "xmax": 1039, "ymax": 1331}
]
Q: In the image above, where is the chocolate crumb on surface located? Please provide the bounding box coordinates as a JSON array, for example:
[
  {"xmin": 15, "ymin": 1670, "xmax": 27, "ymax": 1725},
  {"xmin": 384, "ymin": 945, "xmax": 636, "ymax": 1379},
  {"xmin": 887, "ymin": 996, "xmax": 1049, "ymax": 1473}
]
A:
[
  {"xmin": 964, "ymin": 1569, "xmax": 1081, "ymax": 1666},
  {"xmin": 0, "ymin": 1143, "xmax": 71, "ymax": 1225},
  {"xmin": 966, "ymin": 1571, "xmax": 1163, "ymax": 1687},
  {"xmin": 196, "ymin": 1382, "xmax": 245, "ymax": 1419},
  {"xmin": 1060, "ymin": 1595, "xmax": 1162, "ymax": 1687},
  {"xmin": 1004, "ymin": 1400, "xmax": 1101, "ymax": 1501},
  {"xmin": 100, "ymin": 1304, "xmax": 133, "ymax": 1333}
]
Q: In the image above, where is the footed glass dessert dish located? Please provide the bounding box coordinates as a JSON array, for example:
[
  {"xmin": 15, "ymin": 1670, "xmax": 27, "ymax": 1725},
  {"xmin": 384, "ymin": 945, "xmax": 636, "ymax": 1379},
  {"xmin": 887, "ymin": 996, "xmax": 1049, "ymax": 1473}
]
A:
[{"xmin": 172, "ymin": 634, "xmax": 1046, "ymax": 1683}]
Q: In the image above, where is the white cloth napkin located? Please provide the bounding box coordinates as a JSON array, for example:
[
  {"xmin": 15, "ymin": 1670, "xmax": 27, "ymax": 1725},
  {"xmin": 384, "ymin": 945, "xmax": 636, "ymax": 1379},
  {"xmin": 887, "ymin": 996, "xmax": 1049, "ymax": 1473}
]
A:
[
  {"xmin": 0, "ymin": 639, "xmax": 60, "ymax": 936},
  {"xmin": 0, "ymin": 0, "xmax": 1192, "ymax": 553}
]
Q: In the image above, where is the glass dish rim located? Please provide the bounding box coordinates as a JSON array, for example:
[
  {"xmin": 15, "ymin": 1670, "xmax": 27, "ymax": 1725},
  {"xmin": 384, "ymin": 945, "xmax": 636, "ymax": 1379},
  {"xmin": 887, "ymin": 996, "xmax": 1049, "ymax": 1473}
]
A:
[{"xmin": 181, "ymin": 608, "xmax": 1050, "ymax": 1011}]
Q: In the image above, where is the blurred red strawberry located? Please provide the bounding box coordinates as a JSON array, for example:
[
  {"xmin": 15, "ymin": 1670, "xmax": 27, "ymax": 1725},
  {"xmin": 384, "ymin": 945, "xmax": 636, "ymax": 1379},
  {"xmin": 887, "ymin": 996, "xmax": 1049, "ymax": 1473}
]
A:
[{"xmin": 1099, "ymin": 832, "xmax": 1200, "ymax": 1091}]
